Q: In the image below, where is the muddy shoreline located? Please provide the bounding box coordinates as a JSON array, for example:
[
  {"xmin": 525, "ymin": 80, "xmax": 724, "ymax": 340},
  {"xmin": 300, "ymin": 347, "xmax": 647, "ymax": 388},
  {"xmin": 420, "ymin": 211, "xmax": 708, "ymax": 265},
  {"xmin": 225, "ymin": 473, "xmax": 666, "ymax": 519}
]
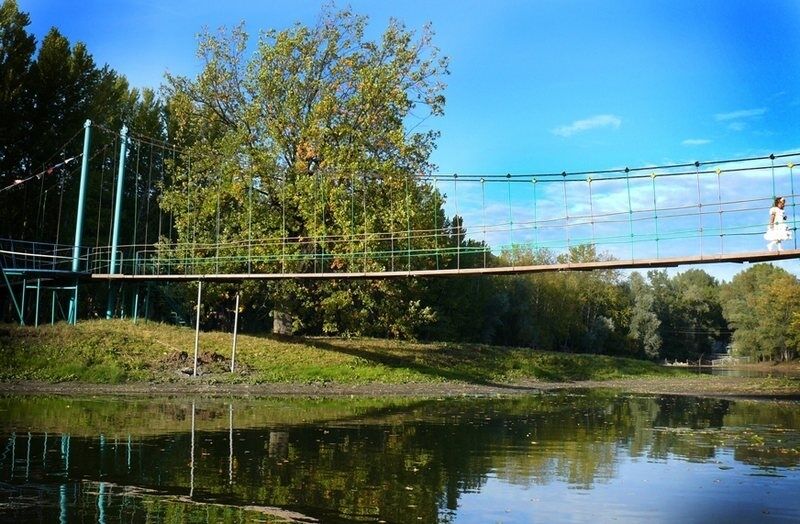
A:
[{"xmin": 1, "ymin": 375, "xmax": 798, "ymax": 400}]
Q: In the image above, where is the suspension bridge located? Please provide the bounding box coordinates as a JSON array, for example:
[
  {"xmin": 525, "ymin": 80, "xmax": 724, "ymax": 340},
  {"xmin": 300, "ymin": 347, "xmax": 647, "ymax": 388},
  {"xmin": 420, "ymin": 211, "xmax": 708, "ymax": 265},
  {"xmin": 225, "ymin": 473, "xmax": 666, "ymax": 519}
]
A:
[{"xmin": 2, "ymin": 120, "xmax": 800, "ymax": 326}]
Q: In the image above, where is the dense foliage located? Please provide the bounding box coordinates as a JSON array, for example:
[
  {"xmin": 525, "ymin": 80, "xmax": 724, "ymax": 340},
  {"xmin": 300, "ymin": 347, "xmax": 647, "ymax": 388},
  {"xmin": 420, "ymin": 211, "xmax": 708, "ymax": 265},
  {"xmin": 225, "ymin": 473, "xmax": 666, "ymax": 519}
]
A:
[{"xmin": 0, "ymin": 1, "xmax": 797, "ymax": 362}]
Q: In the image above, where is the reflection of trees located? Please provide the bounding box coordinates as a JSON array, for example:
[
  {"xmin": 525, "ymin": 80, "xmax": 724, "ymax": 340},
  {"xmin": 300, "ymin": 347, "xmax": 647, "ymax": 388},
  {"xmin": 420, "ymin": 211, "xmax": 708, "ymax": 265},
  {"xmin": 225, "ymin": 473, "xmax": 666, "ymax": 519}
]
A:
[
  {"xmin": 648, "ymin": 396, "xmax": 733, "ymax": 461},
  {"xmin": 725, "ymin": 402, "xmax": 800, "ymax": 469},
  {"xmin": 653, "ymin": 396, "xmax": 732, "ymax": 429},
  {"xmin": 0, "ymin": 394, "xmax": 798, "ymax": 522}
]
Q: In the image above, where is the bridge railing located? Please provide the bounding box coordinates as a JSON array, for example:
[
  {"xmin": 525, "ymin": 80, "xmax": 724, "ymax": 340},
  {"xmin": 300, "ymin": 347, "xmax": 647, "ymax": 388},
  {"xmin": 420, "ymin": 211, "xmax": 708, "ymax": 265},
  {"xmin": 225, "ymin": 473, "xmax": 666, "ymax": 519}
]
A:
[
  {"xmin": 82, "ymin": 210, "xmax": 794, "ymax": 278},
  {"xmin": 88, "ymin": 246, "xmax": 124, "ymax": 275},
  {"xmin": 0, "ymin": 238, "xmax": 89, "ymax": 273},
  {"xmin": 84, "ymin": 235, "xmax": 494, "ymax": 277},
  {"xmin": 78, "ymin": 150, "xmax": 800, "ymax": 278},
  {"xmin": 84, "ymin": 202, "xmax": 787, "ymax": 278}
]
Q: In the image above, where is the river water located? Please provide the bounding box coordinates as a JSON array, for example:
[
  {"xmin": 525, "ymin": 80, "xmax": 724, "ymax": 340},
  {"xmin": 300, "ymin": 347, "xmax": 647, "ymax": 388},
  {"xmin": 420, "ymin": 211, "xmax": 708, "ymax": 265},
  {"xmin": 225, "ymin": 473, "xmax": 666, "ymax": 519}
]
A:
[{"xmin": 0, "ymin": 391, "xmax": 798, "ymax": 523}]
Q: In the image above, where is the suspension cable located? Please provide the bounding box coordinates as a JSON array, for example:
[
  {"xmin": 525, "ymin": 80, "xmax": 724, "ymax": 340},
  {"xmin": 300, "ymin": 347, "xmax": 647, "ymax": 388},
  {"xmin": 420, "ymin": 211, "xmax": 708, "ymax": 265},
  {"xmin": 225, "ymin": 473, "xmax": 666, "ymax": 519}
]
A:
[
  {"xmin": 144, "ymin": 142, "xmax": 154, "ymax": 246},
  {"xmin": 651, "ymin": 173, "xmax": 659, "ymax": 258},
  {"xmin": 132, "ymin": 140, "xmax": 142, "ymax": 250}
]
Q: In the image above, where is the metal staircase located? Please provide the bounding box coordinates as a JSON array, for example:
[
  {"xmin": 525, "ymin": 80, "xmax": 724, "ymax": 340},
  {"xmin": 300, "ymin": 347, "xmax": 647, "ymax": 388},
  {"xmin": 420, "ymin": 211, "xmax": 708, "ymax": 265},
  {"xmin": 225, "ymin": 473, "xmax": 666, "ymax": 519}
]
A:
[{"xmin": 0, "ymin": 238, "xmax": 89, "ymax": 325}]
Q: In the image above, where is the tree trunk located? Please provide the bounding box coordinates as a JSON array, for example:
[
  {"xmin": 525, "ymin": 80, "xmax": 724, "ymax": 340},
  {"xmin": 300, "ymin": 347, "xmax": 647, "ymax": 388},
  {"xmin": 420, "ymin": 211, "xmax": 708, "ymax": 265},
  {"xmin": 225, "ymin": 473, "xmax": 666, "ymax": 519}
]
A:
[{"xmin": 272, "ymin": 310, "xmax": 294, "ymax": 335}]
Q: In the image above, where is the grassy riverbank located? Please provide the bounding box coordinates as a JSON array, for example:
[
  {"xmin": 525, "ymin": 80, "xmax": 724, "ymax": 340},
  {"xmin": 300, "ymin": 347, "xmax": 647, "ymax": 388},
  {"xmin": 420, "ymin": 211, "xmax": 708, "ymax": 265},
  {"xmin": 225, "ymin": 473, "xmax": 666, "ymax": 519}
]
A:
[
  {"xmin": 1, "ymin": 319, "xmax": 673, "ymax": 384},
  {"xmin": 1, "ymin": 320, "xmax": 799, "ymax": 398}
]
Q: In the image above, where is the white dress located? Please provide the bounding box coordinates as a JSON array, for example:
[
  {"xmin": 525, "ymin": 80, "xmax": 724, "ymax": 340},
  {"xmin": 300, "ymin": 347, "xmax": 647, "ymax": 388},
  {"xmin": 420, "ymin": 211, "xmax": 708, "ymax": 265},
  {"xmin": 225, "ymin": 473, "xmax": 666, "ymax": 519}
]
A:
[{"xmin": 764, "ymin": 206, "xmax": 791, "ymax": 241}]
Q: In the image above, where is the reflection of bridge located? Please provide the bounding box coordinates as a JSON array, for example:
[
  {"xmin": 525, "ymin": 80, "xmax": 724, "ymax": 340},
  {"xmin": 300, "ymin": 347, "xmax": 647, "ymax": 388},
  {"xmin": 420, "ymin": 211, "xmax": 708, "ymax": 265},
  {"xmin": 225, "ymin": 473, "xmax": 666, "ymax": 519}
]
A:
[{"xmin": 2, "ymin": 120, "xmax": 800, "ymax": 326}]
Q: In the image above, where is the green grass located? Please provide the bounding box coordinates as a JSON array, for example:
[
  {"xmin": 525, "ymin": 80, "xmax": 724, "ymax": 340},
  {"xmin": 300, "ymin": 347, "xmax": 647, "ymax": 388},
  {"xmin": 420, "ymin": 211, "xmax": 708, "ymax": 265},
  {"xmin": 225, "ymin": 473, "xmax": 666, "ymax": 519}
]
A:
[{"xmin": 0, "ymin": 320, "xmax": 677, "ymax": 385}]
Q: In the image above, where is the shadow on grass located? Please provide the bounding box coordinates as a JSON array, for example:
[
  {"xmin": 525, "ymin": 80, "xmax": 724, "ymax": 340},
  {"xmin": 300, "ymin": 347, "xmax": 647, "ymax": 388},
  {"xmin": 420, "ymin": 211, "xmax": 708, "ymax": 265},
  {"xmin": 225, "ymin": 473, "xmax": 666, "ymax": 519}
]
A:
[{"xmin": 298, "ymin": 337, "xmax": 539, "ymax": 391}]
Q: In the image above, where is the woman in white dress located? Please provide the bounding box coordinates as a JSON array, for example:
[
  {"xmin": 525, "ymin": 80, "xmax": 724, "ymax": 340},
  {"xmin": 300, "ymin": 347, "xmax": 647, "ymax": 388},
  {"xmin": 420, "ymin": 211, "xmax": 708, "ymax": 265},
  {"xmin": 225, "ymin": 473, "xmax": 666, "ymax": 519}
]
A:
[{"xmin": 765, "ymin": 196, "xmax": 791, "ymax": 251}]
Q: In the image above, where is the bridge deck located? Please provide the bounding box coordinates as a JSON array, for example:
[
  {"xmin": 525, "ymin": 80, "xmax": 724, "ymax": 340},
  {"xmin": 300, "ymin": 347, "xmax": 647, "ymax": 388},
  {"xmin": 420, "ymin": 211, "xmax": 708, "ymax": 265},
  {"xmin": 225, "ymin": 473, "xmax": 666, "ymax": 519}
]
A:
[
  {"xmin": 89, "ymin": 249, "xmax": 800, "ymax": 282},
  {"xmin": 2, "ymin": 269, "xmax": 90, "ymax": 280}
]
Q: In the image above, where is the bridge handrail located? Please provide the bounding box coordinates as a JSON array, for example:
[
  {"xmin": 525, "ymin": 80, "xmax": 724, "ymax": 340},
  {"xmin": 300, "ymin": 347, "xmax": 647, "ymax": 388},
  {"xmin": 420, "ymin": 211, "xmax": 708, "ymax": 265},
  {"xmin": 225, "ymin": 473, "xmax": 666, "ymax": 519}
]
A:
[{"xmin": 0, "ymin": 238, "xmax": 90, "ymax": 273}]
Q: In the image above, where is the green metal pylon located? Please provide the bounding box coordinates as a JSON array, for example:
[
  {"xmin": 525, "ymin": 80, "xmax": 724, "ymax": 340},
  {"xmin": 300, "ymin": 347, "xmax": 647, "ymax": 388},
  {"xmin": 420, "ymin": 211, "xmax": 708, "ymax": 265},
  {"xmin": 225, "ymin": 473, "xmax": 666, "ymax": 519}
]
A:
[
  {"xmin": 106, "ymin": 125, "xmax": 128, "ymax": 319},
  {"xmin": 68, "ymin": 119, "xmax": 92, "ymax": 324}
]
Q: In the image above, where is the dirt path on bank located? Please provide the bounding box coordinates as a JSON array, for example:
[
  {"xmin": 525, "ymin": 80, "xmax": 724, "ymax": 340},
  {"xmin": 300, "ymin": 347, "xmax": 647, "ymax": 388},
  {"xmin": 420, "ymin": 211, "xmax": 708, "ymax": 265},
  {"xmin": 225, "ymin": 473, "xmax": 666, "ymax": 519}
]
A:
[{"xmin": 1, "ymin": 375, "xmax": 798, "ymax": 400}]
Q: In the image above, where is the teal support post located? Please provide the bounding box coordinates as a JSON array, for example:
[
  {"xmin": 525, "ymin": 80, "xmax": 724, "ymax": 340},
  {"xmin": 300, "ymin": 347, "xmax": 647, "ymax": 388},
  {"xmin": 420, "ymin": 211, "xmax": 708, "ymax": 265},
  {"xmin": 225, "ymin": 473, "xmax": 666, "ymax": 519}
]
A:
[
  {"xmin": 34, "ymin": 279, "xmax": 41, "ymax": 327},
  {"xmin": 20, "ymin": 278, "xmax": 26, "ymax": 324},
  {"xmin": 1, "ymin": 269, "xmax": 24, "ymax": 325},
  {"xmin": 98, "ymin": 481, "xmax": 106, "ymax": 524},
  {"xmin": 59, "ymin": 484, "xmax": 67, "ymax": 524},
  {"xmin": 106, "ymin": 125, "xmax": 128, "ymax": 319},
  {"xmin": 68, "ymin": 120, "xmax": 92, "ymax": 324}
]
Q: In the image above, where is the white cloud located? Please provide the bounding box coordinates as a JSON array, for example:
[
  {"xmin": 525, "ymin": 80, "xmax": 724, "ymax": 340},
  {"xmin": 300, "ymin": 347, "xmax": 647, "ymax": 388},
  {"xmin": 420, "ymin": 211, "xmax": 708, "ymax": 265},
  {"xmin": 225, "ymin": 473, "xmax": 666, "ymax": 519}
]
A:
[
  {"xmin": 682, "ymin": 139, "xmax": 711, "ymax": 146},
  {"xmin": 728, "ymin": 122, "xmax": 746, "ymax": 132},
  {"xmin": 551, "ymin": 114, "xmax": 621, "ymax": 137},
  {"xmin": 714, "ymin": 108, "xmax": 767, "ymax": 121}
]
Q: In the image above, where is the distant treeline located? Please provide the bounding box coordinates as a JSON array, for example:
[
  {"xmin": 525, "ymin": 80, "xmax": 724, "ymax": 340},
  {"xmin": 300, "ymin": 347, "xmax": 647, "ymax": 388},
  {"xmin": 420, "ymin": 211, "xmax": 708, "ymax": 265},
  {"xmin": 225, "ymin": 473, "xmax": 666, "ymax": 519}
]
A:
[{"xmin": 1, "ymin": 0, "xmax": 798, "ymax": 362}]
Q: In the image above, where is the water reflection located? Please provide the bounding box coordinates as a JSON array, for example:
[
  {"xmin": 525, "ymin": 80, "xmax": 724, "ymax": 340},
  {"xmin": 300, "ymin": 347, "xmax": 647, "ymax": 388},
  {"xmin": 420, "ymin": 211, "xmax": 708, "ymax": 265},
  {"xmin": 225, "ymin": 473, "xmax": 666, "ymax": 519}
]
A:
[
  {"xmin": 0, "ymin": 392, "xmax": 798, "ymax": 523},
  {"xmin": 695, "ymin": 366, "xmax": 800, "ymax": 378}
]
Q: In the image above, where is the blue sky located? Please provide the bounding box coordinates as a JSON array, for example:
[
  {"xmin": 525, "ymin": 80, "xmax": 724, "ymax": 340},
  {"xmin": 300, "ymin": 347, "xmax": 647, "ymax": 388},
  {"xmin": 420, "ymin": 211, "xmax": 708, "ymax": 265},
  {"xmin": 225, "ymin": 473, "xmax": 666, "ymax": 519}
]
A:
[{"xmin": 20, "ymin": 0, "xmax": 800, "ymax": 279}]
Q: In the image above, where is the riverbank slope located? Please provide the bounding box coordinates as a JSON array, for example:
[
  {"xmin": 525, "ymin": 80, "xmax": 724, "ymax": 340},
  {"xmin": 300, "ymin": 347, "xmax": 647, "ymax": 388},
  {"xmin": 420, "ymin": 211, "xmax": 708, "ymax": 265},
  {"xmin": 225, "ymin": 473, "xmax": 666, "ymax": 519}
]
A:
[{"xmin": 2, "ymin": 320, "xmax": 798, "ymax": 398}]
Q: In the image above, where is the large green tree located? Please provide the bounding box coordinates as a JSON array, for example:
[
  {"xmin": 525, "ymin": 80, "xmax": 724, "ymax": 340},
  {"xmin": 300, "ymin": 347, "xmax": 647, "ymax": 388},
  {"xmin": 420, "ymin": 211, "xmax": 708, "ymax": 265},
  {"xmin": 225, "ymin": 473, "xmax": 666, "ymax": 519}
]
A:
[{"xmin": 160, "ymin": 7, "xmax": 450, "ymax": 335}]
